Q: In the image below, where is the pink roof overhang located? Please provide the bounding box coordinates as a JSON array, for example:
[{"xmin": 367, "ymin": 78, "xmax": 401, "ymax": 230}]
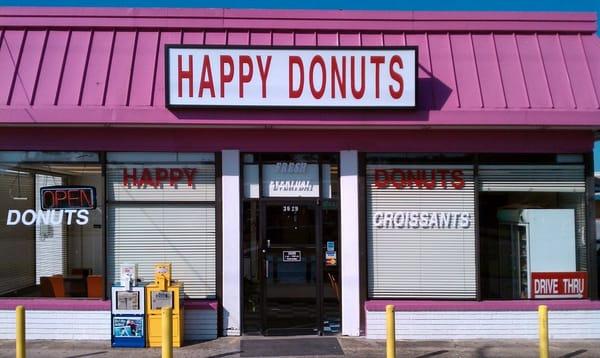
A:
[{"xmin": 0, "ymin": 7, "xmax": 599, "ymax": 129}]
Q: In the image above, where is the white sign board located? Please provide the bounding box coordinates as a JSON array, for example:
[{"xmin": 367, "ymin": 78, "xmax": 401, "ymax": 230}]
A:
[
  {"xmin": 166, "ymin": 47, "xmax": 417, "ymax": 108},
  {"xmin": 262, "ymin": 162, "xmax": 319, "ymax": 197}
]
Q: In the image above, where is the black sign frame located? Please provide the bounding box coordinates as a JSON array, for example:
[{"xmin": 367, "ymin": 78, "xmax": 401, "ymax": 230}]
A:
[{"xmin": 40, "ymin": 185, "xmax": 97, "ymax": 210}]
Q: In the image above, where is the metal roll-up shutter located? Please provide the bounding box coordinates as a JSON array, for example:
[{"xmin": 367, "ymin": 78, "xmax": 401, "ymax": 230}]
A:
[
  {"xmin": 107, "ymin": 160, "xmax": 216, "ymax": 299},
  {"xmin": 107, "ymin": 204, "xmax": 216, "ymax": 298},
  {"xmin": 479, "ymin": 165, "xmax": 585, "ymax": 192},
  {"xmin": 366, "ymin": 165, "xmax": 476, "ymax": 299}
]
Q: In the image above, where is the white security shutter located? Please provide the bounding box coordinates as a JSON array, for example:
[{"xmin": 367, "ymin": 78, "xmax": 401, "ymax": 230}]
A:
[
  {"xmin": 107, "ymin": 205, "xmax": 216, "ymax": 298},
  {"xmin": 479, "ymin": 165, "xmax": 585, "ymax": 192},
  {"xmin": 0, "ymin": 170, "xmax": 35, "ymax": 294},
  {"xmin": 107, "ymin": 164, "xmax": 215, "ymax": 202},
  {"xmin": 366, "ymin": 165, "xmax": 476, "ymax": 299},
  {"xmin": 107, "ymin": 158, "xmax": 216, "ymax": 299},
  {"xmin": 35, "ymin": 174, "xmax": 66, "ymax": 284}
]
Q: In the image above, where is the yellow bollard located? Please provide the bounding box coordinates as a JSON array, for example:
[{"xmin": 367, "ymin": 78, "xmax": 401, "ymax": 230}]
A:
[
  {"xmin": 386, "ymin": 304, "xmax": 396, "ymax": 358},
  {"xmin": 16, "ymin": 305, "xmax": 25, "ymax": 358},
  {"xmin": 539, "ymin": 305, "xmax": 549, "ymax": 358},
  {"xmin": 162, "ymin": 307, "xmax": 173, "ymax": 358}
]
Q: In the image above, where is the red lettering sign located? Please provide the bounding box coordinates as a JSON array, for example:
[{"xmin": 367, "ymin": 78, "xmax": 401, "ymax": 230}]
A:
[
  {"xmin": 167, "ymin": 48, "xmax": 416, "ymax": 108},
  {"xmin": 40, "ymin": 186, "xmax": 96, "ymax": 210},
  {"xmin": 122, "ymin": 168, "xmax": 196, "ymax": 188},
  {"xmin": 373, "ymin": 169, "xmax": 465, "ymax": 190},
  {"xmin": 531, "ymin": 272, "xmax": 588, "ymax": 299}
]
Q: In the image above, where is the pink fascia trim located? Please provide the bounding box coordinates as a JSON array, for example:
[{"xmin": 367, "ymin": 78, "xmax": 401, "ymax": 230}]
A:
[
  {"xmin": 365, "ymin": 300, "xmax": 600, "ymax": 312},
  {"xmin": 0, "ymin": 7, "xmax": 596, "ymax": 33},
  {"xmin": 0, "ymin": 298, "xmax": 110, "ymax": 311},
  {"xmin": 0, "ymin": 127, "xmax": 593, "ymax": 153},
  {"xmin": 2, "ymin": 107, "xmax": 600, "ymax": 128}
]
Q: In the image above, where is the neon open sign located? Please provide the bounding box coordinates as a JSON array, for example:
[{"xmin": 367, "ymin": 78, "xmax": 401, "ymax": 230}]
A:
[{"xmin": 40, "ymin": 186, "xmax": 97, "ymax": 210}]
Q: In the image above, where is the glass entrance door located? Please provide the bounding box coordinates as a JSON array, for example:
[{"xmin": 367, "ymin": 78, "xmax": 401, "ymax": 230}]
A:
[{"xmin": 261, "ymin": 201, "xmax": 319, "ymax": 335}]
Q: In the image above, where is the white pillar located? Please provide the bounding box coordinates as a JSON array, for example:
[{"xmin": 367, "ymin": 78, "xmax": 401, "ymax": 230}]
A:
[
  {"xmin": 221, "ymin": 150, "xmax": 240, "ymax": 336},
  {"xmin": 340, "ymin": 150, "xmax": 361, "ymax": 336}
]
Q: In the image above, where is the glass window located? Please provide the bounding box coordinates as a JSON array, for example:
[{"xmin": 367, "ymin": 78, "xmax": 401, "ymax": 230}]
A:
[
  {"xmin": 106, "ymin": 152, "xmax": 216, "ymax": 299},
  {"xmin": 0, "ymin": 152, "xmax": 104, "ymax": 298},
  {"xmin": 242, "ymin": 153, "xmax": 339, "ymax": 199},
  {"xmin": 480, "ymin": 192, "xmax": 587, "ymax": 299}
]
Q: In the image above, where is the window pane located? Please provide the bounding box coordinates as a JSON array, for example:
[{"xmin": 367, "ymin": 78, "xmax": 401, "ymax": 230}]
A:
[
  {"xmin": 0, "ymin": 156, "xmax": 104, "ymax": 299},
  {"xmin": 480, "ymin": 192, "xmax": 585, "ymax": 299}
]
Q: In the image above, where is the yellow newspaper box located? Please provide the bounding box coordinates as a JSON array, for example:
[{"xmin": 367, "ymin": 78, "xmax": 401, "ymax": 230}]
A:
[{"xmin": 145, "ymin": 263, "xmax": 184, "ymax": 347}]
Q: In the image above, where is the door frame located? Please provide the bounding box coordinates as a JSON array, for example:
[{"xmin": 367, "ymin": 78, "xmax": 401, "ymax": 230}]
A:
[{"xmin": 258, "ymin": 198, "xmax": 324, "ymax": 335}]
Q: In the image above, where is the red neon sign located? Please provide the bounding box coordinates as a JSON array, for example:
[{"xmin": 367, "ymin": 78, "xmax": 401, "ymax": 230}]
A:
[{"xmin": 41, "ymin": 186, "xmax": 97, "ymax": 210}]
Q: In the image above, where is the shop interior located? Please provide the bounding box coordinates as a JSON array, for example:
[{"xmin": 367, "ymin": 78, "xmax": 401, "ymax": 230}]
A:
[
  {"xmin": 0, "ymin": 163, "xmax": 104, "ymax": 298},
  {"xmin": 479, "ymin": 191, "xmax": 585, "ymax": 299}
]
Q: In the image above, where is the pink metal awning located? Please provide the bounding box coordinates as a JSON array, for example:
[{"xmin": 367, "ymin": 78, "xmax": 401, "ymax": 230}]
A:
[{"xmin": 0, "ymin": 8, "xmax": 599, "ymax": 128}]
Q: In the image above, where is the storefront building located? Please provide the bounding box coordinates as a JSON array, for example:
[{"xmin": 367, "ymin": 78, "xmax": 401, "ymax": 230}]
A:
[{"xmin": 0, "ymin": 8, "xmax": 599, "ymax": 340}]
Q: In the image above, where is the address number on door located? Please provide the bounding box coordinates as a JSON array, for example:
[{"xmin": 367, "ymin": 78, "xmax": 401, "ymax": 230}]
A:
[{"xmin": 282, "ymin": 205, "xmax": 299, "ymax": 213}]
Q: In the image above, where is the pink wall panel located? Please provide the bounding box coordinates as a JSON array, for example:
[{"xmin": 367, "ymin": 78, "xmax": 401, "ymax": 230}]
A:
[
  {"xmin": 272, "ymin": 31, "xmax": 294, "ymax": 46},
  {"xmin": 494, "ymin": 34, "xmax": 530, "ymax": 109},
  {"xmin": 227, "ymin": 31, "xmax": 249, "ymax": 45},
  {"xmin": 183, "ymin": 31, "xmax": 205, "ymax": 45},
  {"xmin": 129, "ymin": 31, "xmax": 159, "ymax": 107},
  {"xmin": 250, "ymin": 31, "xmax": 272, "ymax": 46},
  {"xmin": 295, "ymin": 32, "xmax": 317, "ymax": 46},
  {"xmin": 450, "ymin": 34, "xmax": 483, "ymax": 108},
  {"xmin": 0, "ymin": 127, "xmax": 592, "ymax": 153},
  {"xmin": 152, "ymin": 31, "xmax": 181, "ymax": 106},
  {"xmin": 537, "ymin": 34, "xmax": 575, "ymax": 109},
  {"xmin": 428, "ymin": 33, "xmax": 459, "ymax": 109},
  {"xmin": 105, "ymin": 31, "xmax": 136, "ymax": 106},
  {"xmin": 406, "ymin": 34, "xmax": 434, "ymax": 110},
  {"xmin": 560, "ymin": 34, "xmax": 600, "ymax": 109},
  {"xmin": 0, "ymin": 9, "xmax": 597, "ymax": 130},
  {"xmin": 10, "ymin": 30, "xmax": 46, "ymax": 106},
  {"xmin": 317, "ymin": 33, "xmax": 338, "ymax": 46},
  {"xmin": 80, "ymin": 31, "xmax": 113, "ymax": 106},
  {"xmin": 472, "ymin": 34, "xmax": 506, "ymax": 108},
  {"xmin": 516, "ymin": 35, "xmax": 553, "ymax": 108},
  {"xmin": 339, "ymin": 33, "xmax": 360, "ymax": 46},
  {"xmin": 0, "ymin": 30, "xmax": 24, "ymax": 105},
  {"xmin": 581, "ymin": 36, "xmax": 600, "ymax": 108},
  {"xmin": 204, "ymin": 31, "xmax": 226, "ymax": 45},
  {"xmin": 361, "ymin": 33, "xmax": 382, "ymax": 46},
  {"xmin": 57, "ymin": 31, "xmax": 91, "ymax": 105},
  {"xmin": 383, "ymin": 34, "xmax": 405, "ymax": 46},
  {"xmin": 34, "ymin": 30, "xmax": 69, "ymax": 105}
]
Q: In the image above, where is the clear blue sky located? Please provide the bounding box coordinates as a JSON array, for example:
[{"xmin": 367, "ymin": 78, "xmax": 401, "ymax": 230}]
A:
[{"xmin": 2, "ymin": 0, "xmax": 599, "ymax": 169}]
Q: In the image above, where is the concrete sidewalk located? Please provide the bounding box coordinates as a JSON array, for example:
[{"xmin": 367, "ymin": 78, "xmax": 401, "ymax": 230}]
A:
[{"xmin": 1, "ymin": 337, "xmax": 599, "ymax": 358}]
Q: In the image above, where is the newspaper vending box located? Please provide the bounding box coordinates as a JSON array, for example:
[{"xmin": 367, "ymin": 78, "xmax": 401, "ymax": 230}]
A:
[
  {"xmin": 111, "ymin": 264, "xmax": 146, "ymax": 348},
  {"xmin": 145, "ymin": 263, "xmax": 184, "ymax": 347}
]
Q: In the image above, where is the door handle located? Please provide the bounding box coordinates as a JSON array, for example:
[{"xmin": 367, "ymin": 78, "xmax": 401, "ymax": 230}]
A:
[{"xmin": 265, "ymin": 259, "xmax": 269, "ymax": 278}]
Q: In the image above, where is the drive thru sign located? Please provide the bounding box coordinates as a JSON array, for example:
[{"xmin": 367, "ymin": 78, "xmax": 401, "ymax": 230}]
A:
[{"xmin": 531, "ymin": 272, "xmax": 588, "ymax": 299}]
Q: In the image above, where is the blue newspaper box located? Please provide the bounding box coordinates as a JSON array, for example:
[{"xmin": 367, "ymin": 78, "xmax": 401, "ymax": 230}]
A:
[{"xmin": 111, "ymin": 285, "xmax": 146, "ymax": 347}]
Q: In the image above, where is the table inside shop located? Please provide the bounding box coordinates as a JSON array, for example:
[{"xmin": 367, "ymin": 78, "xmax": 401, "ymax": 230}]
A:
[{"xmin": 63, "ymin": 275, "xmax": 87, "ymax": 297}]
